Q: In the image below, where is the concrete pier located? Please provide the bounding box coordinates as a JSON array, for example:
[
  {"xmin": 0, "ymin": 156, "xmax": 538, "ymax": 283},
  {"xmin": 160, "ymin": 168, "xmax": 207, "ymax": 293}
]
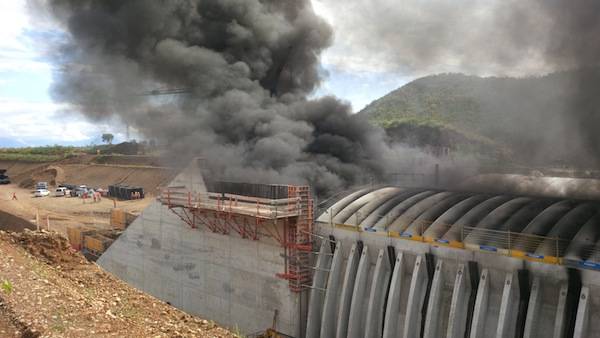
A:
[
  {"xmin": 496, "ymin": 273, "xmax": 518, "ymax": 338},
  {"xmin": 403, "ymin": 255, "xmax": 429, "ymax": 338},
  {"xmin": 305, "ymin": 241, "xmax": 332, "ymax": 338},
  {"xmin": 382, "ymin": 252, "xmax": 405, "ymax": 338},
  {"xmin": 347, "ymin": 246, "xmax": 370, "ymax": 338},
  {"xmin": 365, "ymin": 249, "xmax": 392, "ymax": 338},
  {"xmin": 446, "ymin": 264, "xmax": 470, "ymax": 338},
  {"xmin": 335, "ymin": 244, "xmax": 361, "ymax": 338},
  {"xmin": 423, "ymin": 260, "xmax": 445, "ymax": 338},
  {"xmin": 573, "ymin": 287, "xmax": 590, "ymax": 338},
  {"xmin": 553, "ymin": 284, "xmax": 569, "ymax": 338},
  {"xmin": 524, "ymin": 277, "xmax": 542, "ymax": 338},
  {"xmin": 470, "ymin": 269, "xmax": 490, "ymax": 338},
  {"xmin": 320, "ymin": 241, "xmax": 343, "ymax": 338}
]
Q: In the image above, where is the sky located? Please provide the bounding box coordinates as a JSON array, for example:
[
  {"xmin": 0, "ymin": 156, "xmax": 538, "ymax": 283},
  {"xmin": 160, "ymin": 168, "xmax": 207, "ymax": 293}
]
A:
[
  {"xmin": 0, "ymin": 0, "xmax": 417, "ymax": 148},
  {"xmin": 0, "ymin": 1, "xmax": 134, "ymax": 147}
]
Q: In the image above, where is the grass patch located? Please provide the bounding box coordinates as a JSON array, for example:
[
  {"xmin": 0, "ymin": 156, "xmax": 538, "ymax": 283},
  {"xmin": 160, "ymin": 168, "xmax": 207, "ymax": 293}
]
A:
[
  {"xmin": 50, "ymin": 308, "xmax": 67, "ymax": 334},
  {"xmin": 0, "ymin": 153, "xmax": 64, "ymax": 162},
  {"xmin": 0, "ymin": 145, "xmax": 108, "ymax": 162},
  {"xmin": 1, "ymin": 279, "xmax": 13, "ymax": 294}
]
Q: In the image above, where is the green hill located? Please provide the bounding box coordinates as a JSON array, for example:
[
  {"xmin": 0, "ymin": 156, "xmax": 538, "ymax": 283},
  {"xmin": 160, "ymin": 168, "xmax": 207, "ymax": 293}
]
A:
[{"xmin": 360, "ymin": 71, "xmax": 600, "ymax": 167}]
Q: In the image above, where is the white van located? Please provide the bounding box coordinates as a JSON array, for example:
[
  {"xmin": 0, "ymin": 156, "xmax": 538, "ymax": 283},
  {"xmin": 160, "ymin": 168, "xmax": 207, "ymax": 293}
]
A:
[
  {"xmin": 55, "ymin": 187, "xmax": 67, "ymax": 197},
  {"xmin": 34, "ymin": 189, "xmax": 50, "ymax": 197}
]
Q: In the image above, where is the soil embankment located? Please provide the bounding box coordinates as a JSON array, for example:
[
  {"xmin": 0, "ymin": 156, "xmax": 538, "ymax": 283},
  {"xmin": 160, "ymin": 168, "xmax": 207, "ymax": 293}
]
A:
[
  {"xmin": 0, "ymin": 155, "xmax": 176, "ymax": 195},
  {"xmin": 0, "ymin": 210, "xmax": 35, "ymax": 233},
  {"xmin": 0, "ymin": 230, "xmax": 234, "ymax": 337}
]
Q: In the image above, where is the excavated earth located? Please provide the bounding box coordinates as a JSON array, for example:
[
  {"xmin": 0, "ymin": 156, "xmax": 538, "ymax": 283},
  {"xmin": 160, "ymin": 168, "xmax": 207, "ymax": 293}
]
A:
[{"xmin": 0, "ymin": 229, "xmax": 235, "ymax": 338}]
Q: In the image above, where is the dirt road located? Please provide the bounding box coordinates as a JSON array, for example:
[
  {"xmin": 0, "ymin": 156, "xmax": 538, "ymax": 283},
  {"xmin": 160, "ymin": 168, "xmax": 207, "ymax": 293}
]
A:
[{"xmin": 0, "ymin": 184, "xmax": 152, "ymax": 235}]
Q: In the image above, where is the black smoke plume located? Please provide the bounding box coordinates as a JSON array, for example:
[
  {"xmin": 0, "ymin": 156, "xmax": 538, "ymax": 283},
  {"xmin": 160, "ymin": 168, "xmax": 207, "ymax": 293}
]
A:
[
  {"xmin": 37, "ymin": 0, "xmax": 413, "ymax": 197},
  {"xmin": 319, "ymin": 0, "xmax": 600, "ymax": 166}
]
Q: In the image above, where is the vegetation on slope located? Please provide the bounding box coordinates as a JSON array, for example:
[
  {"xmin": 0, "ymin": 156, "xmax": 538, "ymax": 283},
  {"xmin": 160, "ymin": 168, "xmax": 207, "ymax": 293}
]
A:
[
  {"xmin": 0, "ymin": 141, "xmax": 159, "ymax": 162},
  {"xmin": 361, "ymin": 70, "xmax": 600, "ymax": 167},
  {"xmin": 0, "ymin": 146, "xmax": 85, "ymax": 162}
]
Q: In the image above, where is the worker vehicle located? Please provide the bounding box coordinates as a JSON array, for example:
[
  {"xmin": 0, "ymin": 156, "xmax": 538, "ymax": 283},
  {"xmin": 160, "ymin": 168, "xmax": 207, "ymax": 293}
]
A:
[
  {"xmin": 54, "ymin": 187, "xmax": 68, "ymax": 197},
  {"xmin": 36, "ymin": 182, "xmax": 48, "ymax": 190},
  {"xmin": 34, "ymin": 189, "xmax": 50, "ymax": 197},
  {"xmin": 59, "ymin": 184, "xmax": 77, "ymax": 190},
  {"xmin": 70, "ymin": 186, "xmax": 87, "ymax": 197}
]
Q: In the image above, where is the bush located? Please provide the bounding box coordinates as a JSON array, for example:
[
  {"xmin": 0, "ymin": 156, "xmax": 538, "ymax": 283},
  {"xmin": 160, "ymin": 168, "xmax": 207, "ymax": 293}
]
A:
[{"xmin": 1, "ymin": 279, "xmax": 13, "ymax": 294}]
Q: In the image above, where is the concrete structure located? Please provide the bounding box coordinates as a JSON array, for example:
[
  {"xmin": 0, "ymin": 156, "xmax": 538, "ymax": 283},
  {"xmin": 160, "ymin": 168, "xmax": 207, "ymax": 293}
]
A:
[
  {"xmin": 99, "ymin": 166, "xmax": 600, "ymax": 337},
  {"xmin": 309, "ymin": 186, "xmax": 600, "ymax": 338},
  {"xmin": 98, "ymin": 160, "xmax": 304, "ymax": 335}
]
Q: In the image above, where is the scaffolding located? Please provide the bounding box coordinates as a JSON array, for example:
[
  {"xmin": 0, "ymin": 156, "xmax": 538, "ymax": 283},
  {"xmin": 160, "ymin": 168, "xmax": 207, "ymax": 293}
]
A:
[
  {"xmin": 276, "ymin": 186, "xmax": 314, "ymax": 292},
  {"xmin": 159, "ymin": 184, "xmax": 314, "ymax": 292}
]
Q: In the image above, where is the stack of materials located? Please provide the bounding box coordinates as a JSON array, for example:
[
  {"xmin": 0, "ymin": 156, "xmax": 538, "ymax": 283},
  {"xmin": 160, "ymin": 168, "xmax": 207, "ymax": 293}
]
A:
[
  {"xmin": 207, "ymin": 181, "xmax": 290, "ymax": 199},
  {"xmin": 66, "ymin": 226, "xmax": 122, "ymax": 260},
  {"xmin": 108, "ymin": 185, "xmax": 145, "ymax": 200},
  {"xmin": 66, "ymin": 226, "xmax": 96, "ymax": 250},
  {"xmin": 83, "ymin": 234, "xmax": 114, "ymax": 254},
  {"xmin": 110, "ymin": 208, "xmax": 137, "ymax": 230}
]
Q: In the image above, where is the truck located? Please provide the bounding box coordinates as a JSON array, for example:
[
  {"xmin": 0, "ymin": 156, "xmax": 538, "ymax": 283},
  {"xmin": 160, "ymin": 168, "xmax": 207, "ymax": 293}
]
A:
[
  {"xmin": 0, "ymin": 169, "xmax": 9, "ymax": 185},
  {"xmin": 36, "ymin": 182, "xmax": 49, "ymax": 190}
]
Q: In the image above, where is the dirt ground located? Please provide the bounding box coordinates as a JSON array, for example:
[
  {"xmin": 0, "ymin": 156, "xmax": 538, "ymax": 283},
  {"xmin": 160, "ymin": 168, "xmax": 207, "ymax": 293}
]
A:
[
  {"xmin": 0, "ymin": 230, "xmax": 235, "ymax": 337},
  {"xmin": 0, "ymin": 156, "xmax": 176, "ymax": 235},
  {"xmin": 0, "ymin": 308, "xmax": 21, "ymax": 338},
  {"xmin": 0, "ymin": 183, "xmax": 152, "ymax": 235},
  {"xmin": 0, "ymin": 157, "xmax": 176, "ymax": 196},
  {"xmin": 0, "ymin": 158, "xmax": 239, "ymax": 337}
]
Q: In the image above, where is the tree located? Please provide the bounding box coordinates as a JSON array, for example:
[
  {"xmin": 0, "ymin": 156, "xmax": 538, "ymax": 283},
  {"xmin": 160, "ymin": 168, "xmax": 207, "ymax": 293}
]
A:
[{"xmin": 101, "ymin": 133, "xmax": 114, "ymax": 144}]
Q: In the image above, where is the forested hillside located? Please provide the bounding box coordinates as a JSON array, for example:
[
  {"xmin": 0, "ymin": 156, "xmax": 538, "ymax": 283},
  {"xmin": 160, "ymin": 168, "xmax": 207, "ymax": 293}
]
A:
[{"xmin": 361, "ymin": 70, "xmax": 600, "ymax": 167}]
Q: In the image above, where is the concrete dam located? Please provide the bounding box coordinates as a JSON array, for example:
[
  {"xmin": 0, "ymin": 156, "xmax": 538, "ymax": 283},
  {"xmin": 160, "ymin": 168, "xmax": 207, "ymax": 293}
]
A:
[
  {"xmin": 97, "ymin": 162, "xmax": 600, "ymax": 337},
  {"xmin": 309, "ymin": 187, "xmax": 600, "ymax": 338}
]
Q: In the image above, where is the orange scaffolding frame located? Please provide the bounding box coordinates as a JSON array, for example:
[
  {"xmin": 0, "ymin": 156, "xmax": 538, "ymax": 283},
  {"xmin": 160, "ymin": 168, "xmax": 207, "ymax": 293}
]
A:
[{"xmin": 159, "ymin": 185, "xmax": 314, "ymax": 292}]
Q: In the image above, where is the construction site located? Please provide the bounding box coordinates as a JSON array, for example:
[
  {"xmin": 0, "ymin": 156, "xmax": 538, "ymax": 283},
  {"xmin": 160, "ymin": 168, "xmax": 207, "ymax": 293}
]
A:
[
  {"xmin": 4, "ymin": 153, "xmax": 600, "ymax": 338},
  {"xmin": 4, "ymin": 0, "xmax": 600, "ymax": 337}
]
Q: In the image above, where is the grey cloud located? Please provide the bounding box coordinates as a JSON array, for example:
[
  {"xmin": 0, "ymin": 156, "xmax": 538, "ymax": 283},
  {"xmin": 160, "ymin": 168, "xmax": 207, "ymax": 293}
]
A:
[{"xmin": 36, "ymin": 0, "xmax": 402, "ymax": 196}]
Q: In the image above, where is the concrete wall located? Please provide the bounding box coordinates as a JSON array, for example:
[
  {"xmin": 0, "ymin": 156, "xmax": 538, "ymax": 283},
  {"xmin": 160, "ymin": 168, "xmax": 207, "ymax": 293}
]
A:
[
  {"xmin": 99, "ymin": 202, "xmax": 300, "ymax": 335},
  {"xmin": 98, "ymin": 161, "xmax": 301, "ymax": 336},
  {"xmin": 98, "ymin": 202, "xmax": 299, "ymax": 335}
]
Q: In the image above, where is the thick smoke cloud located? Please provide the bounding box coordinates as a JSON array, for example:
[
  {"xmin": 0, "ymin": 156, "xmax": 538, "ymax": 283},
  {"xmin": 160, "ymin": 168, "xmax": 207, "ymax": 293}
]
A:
[
  {"xmin": 318, "ymin": 0, "xmax": 600, "ymax": 166},
  {"xmin": 317, "ymin": 0, "xmax": 600, "ymax": 76},
  {"xmin": 38, "ymin": 0, "xmax": 420, "ymax": 197}
]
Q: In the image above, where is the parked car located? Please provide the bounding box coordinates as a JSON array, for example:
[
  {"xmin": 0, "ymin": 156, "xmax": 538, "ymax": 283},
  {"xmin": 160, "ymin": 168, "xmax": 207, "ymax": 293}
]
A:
[
  {"xmin": 34, "ymin": 189, "xmax": 50, "ymax": 197},
  {"xmin": 0, "ymin": 176, "xmax": 10, "ymax": 185},
  {"xmin": 54, "ymin": 187, "xmax": 68, "ymax": 197},
  {"xmin": 59, "ymin": 184, "xmax": 77, "ymax": 191},
  {"xmin": 70, "ymin": 186, "xmax": 86, "ymax": 197}
]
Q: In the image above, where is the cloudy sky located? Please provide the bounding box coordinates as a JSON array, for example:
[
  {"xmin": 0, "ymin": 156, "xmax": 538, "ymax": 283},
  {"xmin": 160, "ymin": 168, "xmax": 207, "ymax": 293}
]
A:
[
  {"xmin": 0, "ymin": 1, "xmax": 135, "ymax": 147},
  {"xmin": 0, "ymin": 0, "xmax": 562, "ymax": 147},
  {"xmin": 0, "ymin": 0, "xmax": 419, "ymax": 147}
]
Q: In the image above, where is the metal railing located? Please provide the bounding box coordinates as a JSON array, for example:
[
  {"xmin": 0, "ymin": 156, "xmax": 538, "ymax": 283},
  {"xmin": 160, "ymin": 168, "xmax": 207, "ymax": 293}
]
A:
[
  {"xmin": 160, "ymin": 187, "xmax": 302, "ymax": 219},
  {"xmin": 323, "ymin": 216, "xmax": 581, "ymax": 265},
  {"xmin": 461, "ymin": 226, "xmax": 569, "ymax": 262}
]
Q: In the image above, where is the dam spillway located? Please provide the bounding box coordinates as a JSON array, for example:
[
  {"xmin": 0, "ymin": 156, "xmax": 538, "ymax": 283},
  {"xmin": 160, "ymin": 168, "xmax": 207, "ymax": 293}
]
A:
[{"xmin": 307, "ymin": 186, "xmax": 600, "ymax": 338}]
